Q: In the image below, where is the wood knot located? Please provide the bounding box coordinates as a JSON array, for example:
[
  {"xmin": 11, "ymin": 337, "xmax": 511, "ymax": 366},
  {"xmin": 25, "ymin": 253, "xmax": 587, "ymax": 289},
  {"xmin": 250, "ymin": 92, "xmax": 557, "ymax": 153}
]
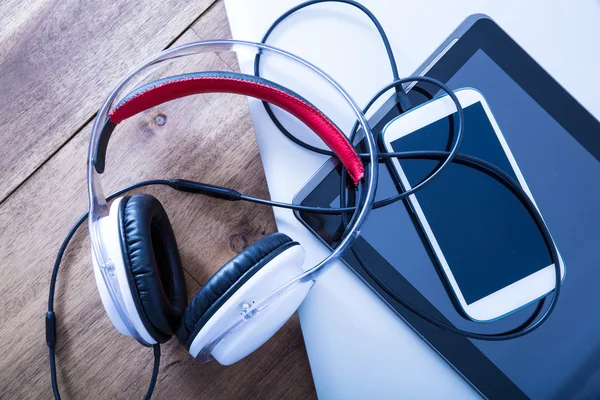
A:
[
  {"xmin": 230, "ymin": 233, "xmax": 249, "ymax": 253},
  {"xmin": 153, "ymin": 113, "xmax": 167, "ymax": 126}
]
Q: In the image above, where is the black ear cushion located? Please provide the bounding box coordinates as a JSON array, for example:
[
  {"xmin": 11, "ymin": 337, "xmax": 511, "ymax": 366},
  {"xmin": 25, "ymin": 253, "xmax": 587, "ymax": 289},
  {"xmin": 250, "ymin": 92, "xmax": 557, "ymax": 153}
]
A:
[
  {"xmin": 119, "ymin": 194, "xmax": 188, "ymax": 343},
  {"xmin": 177, "ymin": 233, "xmax": 298, "ymax": 349}
]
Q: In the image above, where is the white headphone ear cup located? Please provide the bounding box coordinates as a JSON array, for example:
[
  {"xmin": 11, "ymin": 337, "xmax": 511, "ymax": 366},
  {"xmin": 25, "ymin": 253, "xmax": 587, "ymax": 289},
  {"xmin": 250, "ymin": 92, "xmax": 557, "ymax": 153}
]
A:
[
  {"xmin": 92, "ymin": 197, "xmax": 129, "ymax": 336},
  {"xmin": 188, "ymin": 243, "xmax": 310, "ymax": 365},
  {"xmin": 91, "ymin": 196, "xmax": 156, "ymax": 344}
]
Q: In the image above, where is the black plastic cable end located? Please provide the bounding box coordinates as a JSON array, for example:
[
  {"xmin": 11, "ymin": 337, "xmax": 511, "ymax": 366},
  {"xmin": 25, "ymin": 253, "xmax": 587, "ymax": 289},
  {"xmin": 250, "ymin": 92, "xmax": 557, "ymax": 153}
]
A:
[
  {"xmin": 46, "ymin": 311, "xmax": 57, "ymax": 348},
  {"xmin": 395, "ymin": 89, "xmax": 414, "ymax": 113},
  {"xmin": 169, "ymin": 179, "xmax": 242, "ymax": 201}
]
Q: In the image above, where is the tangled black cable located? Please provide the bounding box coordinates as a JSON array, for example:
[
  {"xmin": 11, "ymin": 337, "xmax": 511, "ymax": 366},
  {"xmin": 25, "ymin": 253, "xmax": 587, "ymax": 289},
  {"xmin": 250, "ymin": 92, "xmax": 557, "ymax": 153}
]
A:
[{"xmin": 253, "ymin": 0, "xmax": 561, "ymax": 340}]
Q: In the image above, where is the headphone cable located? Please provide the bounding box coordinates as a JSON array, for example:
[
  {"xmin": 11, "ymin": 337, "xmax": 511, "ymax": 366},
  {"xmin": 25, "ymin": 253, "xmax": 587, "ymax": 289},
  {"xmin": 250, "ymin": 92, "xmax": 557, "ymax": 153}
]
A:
[{"xmin": 48, "ymin": 1, "xmax": 564, "ymax": 397}]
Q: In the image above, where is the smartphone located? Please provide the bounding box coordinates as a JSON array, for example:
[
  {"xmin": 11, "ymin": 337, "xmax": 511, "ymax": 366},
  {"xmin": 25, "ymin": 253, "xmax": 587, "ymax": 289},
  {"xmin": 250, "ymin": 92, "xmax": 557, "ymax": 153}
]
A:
[{"xmin": 381, "ymin": 88, "xmax": 564, "ymax": 322}]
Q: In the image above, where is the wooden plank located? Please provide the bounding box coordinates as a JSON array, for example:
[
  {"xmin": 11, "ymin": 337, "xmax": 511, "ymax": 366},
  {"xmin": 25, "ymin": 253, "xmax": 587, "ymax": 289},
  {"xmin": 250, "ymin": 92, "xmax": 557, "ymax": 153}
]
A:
[
  {"xmin": 0, "ymin": 3, "xmax": 316, "ymax": 398},
  {"xmin": 192, "ymin": 0, "xmax": 240, "ymax": 71},
  {"xmin": 0, "ymin": 0, "xmax": 215, "ymax": 202}
]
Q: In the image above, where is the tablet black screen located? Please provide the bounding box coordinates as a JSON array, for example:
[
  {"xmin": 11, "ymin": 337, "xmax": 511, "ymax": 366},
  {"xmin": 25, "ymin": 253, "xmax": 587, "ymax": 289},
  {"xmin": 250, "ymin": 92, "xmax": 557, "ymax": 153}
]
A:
[{"xmin": 297, "ymin": 19, "xmax": 600, "ymax": 400}]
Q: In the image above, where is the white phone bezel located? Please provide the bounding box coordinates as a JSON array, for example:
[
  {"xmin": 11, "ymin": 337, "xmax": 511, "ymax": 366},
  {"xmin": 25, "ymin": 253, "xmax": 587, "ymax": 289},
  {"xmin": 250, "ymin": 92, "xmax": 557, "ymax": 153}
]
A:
[{"xmin": 382, "ymin": 88, "xmax": 564, "ymax": 322}]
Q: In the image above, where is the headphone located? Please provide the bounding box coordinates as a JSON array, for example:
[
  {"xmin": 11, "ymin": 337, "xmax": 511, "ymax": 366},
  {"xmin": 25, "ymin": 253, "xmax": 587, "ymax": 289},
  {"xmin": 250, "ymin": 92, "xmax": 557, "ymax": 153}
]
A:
[
  {"xmin": 47, "ymin": 39, "xmax": 379, "ymax": 399},
  {"xmin": 90, "ymin": 70, "xmax": 365, "ymax": 365}
]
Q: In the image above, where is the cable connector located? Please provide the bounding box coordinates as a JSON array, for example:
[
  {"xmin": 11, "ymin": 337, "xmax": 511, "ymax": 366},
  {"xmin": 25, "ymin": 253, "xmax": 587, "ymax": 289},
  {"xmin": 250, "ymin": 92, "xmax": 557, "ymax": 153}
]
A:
[
  {"xmin": 46, "ymin": 311, "xmax": 57, "ymax": 348},
  {"xmin": 168, "ymin": 179, "xmax": 242, "ymax": 201}
]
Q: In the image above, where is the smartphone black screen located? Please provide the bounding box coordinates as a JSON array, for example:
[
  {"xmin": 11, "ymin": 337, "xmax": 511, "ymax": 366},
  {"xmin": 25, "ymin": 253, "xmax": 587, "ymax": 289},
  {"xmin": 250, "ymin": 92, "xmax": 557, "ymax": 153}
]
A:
[{"xmin": 389, "ymin": 101, "xmax": 552, "ymax": 306}]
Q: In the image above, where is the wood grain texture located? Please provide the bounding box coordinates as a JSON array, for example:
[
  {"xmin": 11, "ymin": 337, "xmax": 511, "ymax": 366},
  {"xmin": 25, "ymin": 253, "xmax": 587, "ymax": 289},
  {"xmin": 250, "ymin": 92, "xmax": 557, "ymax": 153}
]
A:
[
  {"xmin": 0, "ymin": 2, "xmax": 317, "ymax": 398},
  {"xmin": 0, "ymin": 0, "xmax": 213, "ymax": 202},
  {"xmin": 192, "ymin": 0, "xmax": 240, "ymax": 71}
]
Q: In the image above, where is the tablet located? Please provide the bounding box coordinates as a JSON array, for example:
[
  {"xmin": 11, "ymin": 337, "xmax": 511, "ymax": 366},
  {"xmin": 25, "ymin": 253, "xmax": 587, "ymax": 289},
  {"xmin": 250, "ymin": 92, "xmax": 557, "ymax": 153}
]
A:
[{"xmin": 293, "ymin": 16, "xmax": 600, "ymax": 400}]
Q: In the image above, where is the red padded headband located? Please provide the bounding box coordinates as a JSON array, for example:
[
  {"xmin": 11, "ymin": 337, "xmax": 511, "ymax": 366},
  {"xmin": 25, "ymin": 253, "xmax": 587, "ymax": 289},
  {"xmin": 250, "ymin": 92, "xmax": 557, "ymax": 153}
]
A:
[{"xmin": 93, "ymin": 71, "xmax": 364, "ymax": 183}]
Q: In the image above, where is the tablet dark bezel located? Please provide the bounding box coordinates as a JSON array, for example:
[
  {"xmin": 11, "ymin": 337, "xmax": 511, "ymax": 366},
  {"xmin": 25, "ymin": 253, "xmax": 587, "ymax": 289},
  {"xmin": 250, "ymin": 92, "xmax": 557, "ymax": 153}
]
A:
[{"xmin": 422, "ymin": 18, "xmax": 599, "ymax": 162}]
